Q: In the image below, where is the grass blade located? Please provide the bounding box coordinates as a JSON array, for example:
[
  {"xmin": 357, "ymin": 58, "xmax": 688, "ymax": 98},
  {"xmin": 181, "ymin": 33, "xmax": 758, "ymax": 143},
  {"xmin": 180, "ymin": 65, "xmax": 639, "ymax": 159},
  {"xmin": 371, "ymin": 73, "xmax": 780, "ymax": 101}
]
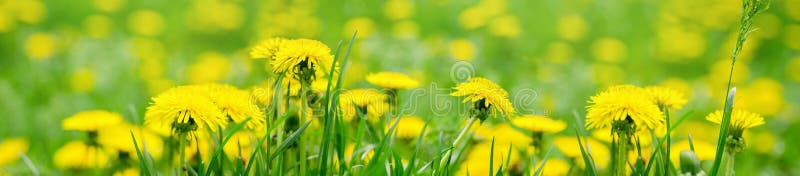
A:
[
  {"xmin": 204, "ymin": 119, "xmax": 252, "ymax": 176},
  {"xmin": 489, "ymin": 137, "xmax": 495, "ymax": 176},
  {"xmin": 644, "ymin": 110, "xmax": 695, "ymax": 174},
  {"xmin": 130, "ymin": 130, "xmax": 152, "ymax": 176},
  {"xmin": 270, "ymin": 119, "xmax": 313, "ymax": 160}
]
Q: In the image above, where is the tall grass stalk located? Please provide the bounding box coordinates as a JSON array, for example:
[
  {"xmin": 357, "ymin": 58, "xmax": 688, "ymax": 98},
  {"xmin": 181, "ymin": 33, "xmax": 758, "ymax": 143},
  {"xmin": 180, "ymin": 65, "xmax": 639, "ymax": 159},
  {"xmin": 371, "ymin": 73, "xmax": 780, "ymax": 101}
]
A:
[
  {"xmin": 438, "ymin": 117, "xmax": 477, "ymax": 172},
  {"xmin": 709, "ymin": 0, "xmax": 768, "ymax": 175}
]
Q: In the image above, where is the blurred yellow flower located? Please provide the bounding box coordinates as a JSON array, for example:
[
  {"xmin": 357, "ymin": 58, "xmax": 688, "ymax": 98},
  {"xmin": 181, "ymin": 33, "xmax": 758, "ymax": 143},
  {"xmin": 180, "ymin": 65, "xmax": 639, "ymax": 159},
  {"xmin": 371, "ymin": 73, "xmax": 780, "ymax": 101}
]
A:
[
  {"xmin": 708, "ymin": 59, "xmax": 749, "ymax": 86},
  {"xmin": 62, "ymin": 110, "xmax": 124, "ymax": 132},
  {"xmin": 83, "ymin": 15, "xmax": 115, "ymax": 38},
  {"xmin": 488, "ymin": 15, "xmax": 521, "ymax": 38},
  {"xmin": 250, "ymin": 37, "xmax": 286, "ymax": 59},
  {"xmin": 392, "ymin": 20, "xmax": 419, "ymax": 40},
  {"xmin": 706, "ymin": 109, "xmax": 764, "ymax": 131},
  {"xmin": 544, "ymin": 41, "xmax": 573, "ymax": 64},
  {"xmin": 534, "ymin": 158, "xmax": 570, "ymax": 176},
  {"xmin": 591, "ymin": 64, "xmax": 625, "ymax": 87},
  {"xmin": 187, "ymin": 52, "xmax": 231, "ymax": 84},
  {"xmin": 340, "ymin": 89, "xmax": 389, "ymax": 122},
  {"xmin": 512, "ymin": 115, "xmax": 566, "ymax": 134},
  {"xmin": 130, "ymin": 37, "xmax": 166, "ymax": 60},
  {"xmin": 591, "ymin": 37, "xmax": 627, "ymax": 63},
  {"xmin": 458, "ymin": 7, "xmax": 491, "ymax": 30},
  {"xmin": 387, "ymin": 116, "xmax": 425, "ymax": 139},
  {"xmin": 789, "ymin": 57, "xmax": 800, "ymax": 82},
  {"xmin": 0, "ymin": 4, "xmax": 14, "ymax": 33},
  {"xmin": 785, "ymin": 25, "xmax": 800, "ymax": 50},
  {"xmin": 669, "ymin": 140, "xmax": 715, "ymax": 165},
  {"xmin": 54, "ymin": 141, "xmax": 113, "ymax": 169},
  {"xmin": 202, "ymin": 83, "xmax": 265, "ymax": 130},
  {"xmin": 366, "ymin": 72, "xmax": 420, "ymax": 90},
  {"xmin": 113, "ymin": 168, "xmax": 140, "ymax": 176},
  {"xmin": 658, "ymin": 78, "xmax": 692, "ymax": 98},
  {"xmin": 97, "ymin": 123, "xmax": 164, "ymax": 160},
  {"xmin": 250, "ymin": 81, "xmax": 275, "ymax": 107},
  {"xmin": 93, "ymin": 0, "xmax": 126, "ymax": 13},
  {"xmin": 552, "ymin": 136, "xmax": 610, "ymax": 169},
  {"xmin": 749, "ymin": 131, "xmax": 776, "ymax": 154},
  {"xmin": 735, "ymin": 78, "xmax": 785, "ymax": 116},
  {"xmin": 557, "ymin": 14, "xmax": 588, "ymax": 41},
  {"xmin": 449, "ymin": 39, "xmax": 476, "ymax": 61},
  {"xmin": 25, "ymin": 32, "xmax": 56, "ymax": 60},
  {"xmin": 645, "ymin": 86, "xmax": 687, "ymax": 110},
  {"xmin": 344, "ymin": 143, "xmax": 374, "ymax": 164},
  {"xmin": 384, "ymin": 0, "xmax": 414, "ymax": 20},
  {"xmin": 145, "ymin": 85, "xmax": 227, "ymax": 133},
  {"xmin": 656, "ymin": 26, "xmax": 706, "ymax": 62},
  {"xmin": 0, "ymin": 138, "xmax": 28, "ymax": 167},
  {"xmin": 451, "ymin": 77, "xmax": 515, "ymax": 117},
  {"xmin": 271, "ymin": 39, "xmax": 334, "ymax": 82},
  {"xmin": 457, "ymin": 141, "xmax": 521, "ymax": 176},
  {"xmin": 70, "ymin": 68, "xmax": 96, "ymax": 93},
  {"xmin": 14, "ymin": 0, "xmax": 46, "ymax": 24},
  {"xmin": 223, "ymin": 131, "xmax": 256, "ymax": 161},
  {"xmin": 586, "ymin": 85, "xmax": 664, "ymax": 130},
  {"xmin": 128, "ymin": 9, "xmax": 165, "ymax": 36},
  {"xmin": 186, "ymin": 0, "xmax": 245, "ymax": 33},
  {"xmin": 343, "ymin": 17, "xmax": 376, "ymax": 39},
  {"xmin": 486, "ymin": 124, "xmax": 533, "ymax": 149}
]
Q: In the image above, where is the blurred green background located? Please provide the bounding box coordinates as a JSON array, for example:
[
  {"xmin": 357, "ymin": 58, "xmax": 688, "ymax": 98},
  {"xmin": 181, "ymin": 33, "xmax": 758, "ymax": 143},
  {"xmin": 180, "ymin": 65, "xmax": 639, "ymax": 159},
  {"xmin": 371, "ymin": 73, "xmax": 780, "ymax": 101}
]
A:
[{"xmin": 0, "ymin": 0, "xmax": 799, "ymax": 174}]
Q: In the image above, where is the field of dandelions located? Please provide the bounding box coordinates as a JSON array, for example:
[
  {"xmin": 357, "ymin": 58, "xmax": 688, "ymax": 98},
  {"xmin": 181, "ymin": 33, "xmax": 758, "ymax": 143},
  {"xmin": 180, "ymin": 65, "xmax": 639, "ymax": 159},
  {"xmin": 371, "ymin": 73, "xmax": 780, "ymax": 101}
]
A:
[{"xmin": 1, "ymin": 0, "xmax": 799, "ymax": 175}]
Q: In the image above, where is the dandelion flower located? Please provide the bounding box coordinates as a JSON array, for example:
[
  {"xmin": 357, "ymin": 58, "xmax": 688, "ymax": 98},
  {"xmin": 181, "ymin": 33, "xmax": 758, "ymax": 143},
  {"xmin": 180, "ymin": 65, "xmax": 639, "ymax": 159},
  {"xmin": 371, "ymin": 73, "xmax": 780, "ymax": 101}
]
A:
[
  {"xmin": 144, "ymin": 85, "xmax": 226, "ymax": 134},
  {"xmin": 339, "ymin": 89, "xmax": 389, "ymax": 122},
  {"xmin": 113, "ymin": 168, "xmax": 140, "ymax": 176},
  {"xmin": 553, "ymin": 136, "xmax": 610, "ymax": 169},
  {"xmin": 451, "ymin": 77, "xmax": 515, "ymax": 120},
  {"xmin": 366, "ymin": 72, "xmax": 420, "ymax": 90},
  {"xmin": 62, "ymin": 110, "xmax": 124, "ymax": 132},
  {"xmin": 705, "ymin": 109, "xmax": 764, "ymax": 133},
  {"xmin": 54, "ymin": 141, "xmax": 113, "ymax": 169},
  {"xmin": 585, "ymin": 85, "xmax": 664, "ymax": 130},
  {"xmin": 250, "ymin": 37, "xmax": 286, "ymax": 59},
  {"xmin": 512, "ymin": 115, "xmax": 566, "ymax": 134},
  {"xmin": 387, "ymin": 116, "xmax": 426, "ymax": 139},
  {"xmin": 534, "ymin": 158, "xmax": 570, "ymax": 176},
  {"xmin": 271, "ymin": 39, "xmax": 334, "ymax": 82},
  {"xmin": 0, "ymin": 138, "xmax": 28, "ymax": 166},
  {"xmin": 457, "ymin": 142, "xmax": 522, "ymax": 176},
  {"xmin": 223, "ymin": 131, "xmax": 256, "ymax": 161},
  {"xmin": 645, "ymin": 86, "xmax": 687, "ymax": 110},
  {"xmin": 202, "ymin": 84, "xmax": 265, "ymax": 130},
  {"xmin": 97, "ymin": 123, "xmax": 164, "ymax": 160}
]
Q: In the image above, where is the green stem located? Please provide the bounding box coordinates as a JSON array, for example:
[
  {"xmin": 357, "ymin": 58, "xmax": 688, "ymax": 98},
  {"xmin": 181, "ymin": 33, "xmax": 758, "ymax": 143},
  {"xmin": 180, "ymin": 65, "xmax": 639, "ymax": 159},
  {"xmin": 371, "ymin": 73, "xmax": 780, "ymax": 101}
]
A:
[
  {"xmin": 438, "ymin": 117, "xmax": 477, "ymax": 170},
  {"xmin": 178, "ymin": 133, "xmax": 186, "ymax": 176},
  {"xmin": 615, "ymin": 133, "xmax": 629, "ymax": 176},
  {"xmin": 724, "ymin": 151, "xmax": 736, "ymax": 176},
  {"xmin": 299, "ymin": 85, "xmax": 309, "ymax": 176}
]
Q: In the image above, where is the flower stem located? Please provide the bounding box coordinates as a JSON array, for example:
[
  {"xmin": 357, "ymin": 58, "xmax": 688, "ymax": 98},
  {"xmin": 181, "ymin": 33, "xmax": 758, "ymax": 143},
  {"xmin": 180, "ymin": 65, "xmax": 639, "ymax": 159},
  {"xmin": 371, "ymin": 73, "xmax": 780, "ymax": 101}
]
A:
[
  {"xmin": 615, "ymin": 133, "xmax": 629, "ymax": 176},
  {"xmin": 724, "ymin": 151, "xmax": 736, "ymax": 176},
  {"xmin": 299, "ymin": 85, "xmax": 309, "ymax": 176},
  {"xmin": 178, "ymin": 132, "xmax": 186, "ymax": 176},
  {"xmin": 438, "ymin": 117, "xmax": 477, "ymax": 171}
]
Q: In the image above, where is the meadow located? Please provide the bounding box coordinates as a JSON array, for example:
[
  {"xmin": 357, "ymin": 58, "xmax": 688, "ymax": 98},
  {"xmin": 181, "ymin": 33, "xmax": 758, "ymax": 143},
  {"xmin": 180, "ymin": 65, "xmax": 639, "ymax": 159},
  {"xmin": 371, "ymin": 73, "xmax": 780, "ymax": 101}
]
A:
[{"xmin": 0, "ymin": 0, "xmax": 799, "ymax": 175}]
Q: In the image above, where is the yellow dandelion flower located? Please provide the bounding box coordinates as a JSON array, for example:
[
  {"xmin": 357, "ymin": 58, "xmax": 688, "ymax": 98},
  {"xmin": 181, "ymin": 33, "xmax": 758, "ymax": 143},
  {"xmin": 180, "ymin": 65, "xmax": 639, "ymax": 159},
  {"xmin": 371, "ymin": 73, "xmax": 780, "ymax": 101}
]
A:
[
  {"xmin": 223, "ymin": 131, "xmax": 256, "ymax": 161},
  {"xmin": 585, "ymin": 85, "xmax": 664, "ymax": 130},
  {"xmin": 83, "ymin": 15, "xmax": 115, "ymax": 39},
  {"xmin": 556, "ymin": 14, "xmax": 588, "ymax": 41},
  {"xmin": 487, "ymin": 124, "xmax": 533, "ymax": 150},
  {"xmin": 342, "ymin": 17, "xmax": 376, "ymax": 39},
  {"xmin": 669, "ymin": 140, "xmax": 715, "ymax": 165},
  {"xmin": 511, "ymin": 115, "xmax": 566, "ymax": 134},
  {"xmin": 201, "ymin": 84, "xmax": 265, "ymax": 130},
  {"xmin": 457, "ymin": 142, "xmax": 521, "ymax": 176},
  {"xmin": 534, "ymin": 158, "xmax": 570, "ymax": 176},
  {"xmin": 187, "ymin": 52, "xmax": 231, "ymax": 84},
  {"xmin": 392, "ymin": 20, "xmax": 419, "ymax": 40},
  {"xmin": 340, "ymin": 89, "xmax": 389, "ymax": 122},
  {"xmin": 62, "ymin": 110, "xmax": 124, "ymax": 132},
  {"xmin": 451, "ymin": 77, "xmax": 515, "ymax": 118},
  {"xmin": 250, "ymin": 37, "xmax": 286, "ymax": 59},
  {"xmin": 0, "ymin": 138, "xmax": 28, "ymax": 167},
  {"xmin": 70, "ymin": 68, "xmax": 96, "ymax": 93},
  {"xmin": 735, "ymin": 78, "xmax": 785, "ymax": 116},
  {"xmin": 271, "ymin": 39, "xmax": 334, "ymax": 82},
  {"xmin": 544, "ymin": 41, "xmax": 574, "ymax": 64},
  {"xmin": 25, "ymin": 32, "xmax": 56, "ymax": 60},
  {"xmin": 97, "ymin": 123, "xmax": 164, "ymax": 160},
  {"xmin": 366, "ymin": 72, "xmax": 420, "ymax": 90},
  {"xmin": 449, "ymin": 39, "xmax": 476, "ymax": 61},
  {"xmin": 250, "ymin": 81, "xmax": 275, "ymax": 107},
  {"xmin": 488, "ymin": 15, "xmax": 521, "ymax": 38},
  {"xmin": 344, "ymin": 144, "xmax": 374, "ymax": 164},
  {"xmin": 591, "ymin": 37, "xmax": 627, "ymax": 63},
  {"xmin": 705, "ymin": 109, "xmax": 764, "ymax": 132},
  {"xmin": 92, "ymin": 0, "xmax": 126, "ymax": 13},
  {"xmin": 113, "ymin": 168, "xmax": 140, "ymax": 176},
  {"xmin": 384, "ymin": 0, "xmax": 414, "ymax": 20},
  {"xmin": 127, "ymin": 9, "xmax": 165, "ymax": 36},
  {"xmin": 15, "ymin": 0, "xmax": 47, "ymax": 25},
  {"xmin": 553, "ymin": 136, "xmax": 610, "ymax": 169},
  {"xmin": 645, "ymin": 86, "xmax": 688, "ymax": 110},
  {"xmin": 387, "ymin": 116, "xmax": 425, "ymax": 139},
  {"xmin": 144, "ymin": 85, "xmax": 227, "ymax": 134},
  {"xmin": 54, "ymin": 141, "xmax": 113, "ymax": 169}
]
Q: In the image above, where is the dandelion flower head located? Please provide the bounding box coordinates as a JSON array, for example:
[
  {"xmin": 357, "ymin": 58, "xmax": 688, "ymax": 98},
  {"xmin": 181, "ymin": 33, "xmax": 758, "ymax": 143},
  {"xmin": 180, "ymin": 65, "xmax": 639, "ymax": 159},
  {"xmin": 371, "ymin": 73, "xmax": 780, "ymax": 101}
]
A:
[{"xmin": 62, "ymin": 110, "xmax": 124, "ymax": 132}]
